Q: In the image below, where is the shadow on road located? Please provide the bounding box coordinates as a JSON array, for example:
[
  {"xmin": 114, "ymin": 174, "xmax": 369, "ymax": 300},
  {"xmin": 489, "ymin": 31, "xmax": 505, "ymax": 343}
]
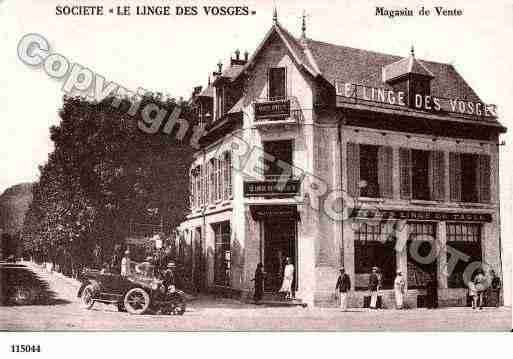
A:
[{"xmin": 0, "ymin": 263, "xmax": 71, "ymax": 306}]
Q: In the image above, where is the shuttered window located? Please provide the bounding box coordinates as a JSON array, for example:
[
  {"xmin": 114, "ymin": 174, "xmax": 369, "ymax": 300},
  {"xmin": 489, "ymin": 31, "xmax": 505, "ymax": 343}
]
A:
[
  {"xmin": 449, "ymin": 152, "xmax": 462, "ymax": 202},
  {"xmin": 430, "ymin": 151, "xmax": 445, "ymax": 201},
  {"xmin": 477, "ymin": 154, "xmax": 491, "ymax": 203},
  {"xmin": 346, "ymin": 142, "xmax": 360, "ymax": 197},
  {"xmin": 449, "ymin": 152, "xmax": 490, "ymax": 203},
  {"xmin": 378, "ymin": 146, "xmax": 393, "ymax": 198},
  {"xmin": 399, "ymin": 148, "xmax": 412, "ymax": 199}
]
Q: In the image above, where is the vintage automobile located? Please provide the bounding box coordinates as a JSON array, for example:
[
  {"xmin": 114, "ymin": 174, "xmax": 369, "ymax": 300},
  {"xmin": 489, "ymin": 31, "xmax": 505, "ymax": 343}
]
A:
[{"xmin": 77, "ymin": 265, "xmax": 186, "ymax": 315}]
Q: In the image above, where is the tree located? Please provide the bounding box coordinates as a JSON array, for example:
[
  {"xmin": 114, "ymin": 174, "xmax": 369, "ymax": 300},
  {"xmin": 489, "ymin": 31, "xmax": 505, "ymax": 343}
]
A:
[{"xmin": 22, "ymin": 93, "xmax": 195, "ymax": 271}]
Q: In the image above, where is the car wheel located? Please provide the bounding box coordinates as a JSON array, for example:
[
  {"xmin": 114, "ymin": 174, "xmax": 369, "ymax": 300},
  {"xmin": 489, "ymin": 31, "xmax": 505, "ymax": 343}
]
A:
[
  {"xmin": 11, "ymin": 286, "xmax": 32, "ymax": 305},
  {"xmin": 124, "ymin": 288, "xmax": 150, "ymax": 315},
  {"xmin": 81, "ymin": 284, "xmax": 95, "ymax": 309}
]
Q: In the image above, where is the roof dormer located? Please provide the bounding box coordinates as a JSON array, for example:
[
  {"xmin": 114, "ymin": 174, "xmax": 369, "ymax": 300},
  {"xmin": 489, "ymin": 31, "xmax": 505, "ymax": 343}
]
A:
[{"xmin": 383, "ymin": 46, "xmax": 434, "ymax": 108}]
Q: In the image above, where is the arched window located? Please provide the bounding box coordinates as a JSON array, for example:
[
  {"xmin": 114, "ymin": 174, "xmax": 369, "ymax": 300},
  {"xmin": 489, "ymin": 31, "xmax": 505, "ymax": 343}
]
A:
[{"xmin": 223, "ymin": 152, "xmax": 232, "ymax": 199}]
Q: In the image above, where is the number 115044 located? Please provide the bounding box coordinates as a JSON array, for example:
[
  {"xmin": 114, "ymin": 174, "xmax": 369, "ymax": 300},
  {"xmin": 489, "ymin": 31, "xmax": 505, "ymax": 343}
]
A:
[{"xmin": 10, "ymin": 345, "xmax": 41, "ymax": 353}]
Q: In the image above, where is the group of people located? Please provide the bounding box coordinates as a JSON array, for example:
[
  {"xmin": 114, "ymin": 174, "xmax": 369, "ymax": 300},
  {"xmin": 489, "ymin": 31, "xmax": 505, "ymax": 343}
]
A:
[
  {"xmin": 334, "ymin": 266, "xmax": 501, "ymax": 311},
  {"xmin": 468, "ymin": 269, "xmax": 502, "ymax": 309},
  {"xmin": 99, "ymin": 245, "xmax": 178, "ymax": 291},
  {"xmin": 252, "ymin": 257, "xmax": 295, "ymax": 303}
]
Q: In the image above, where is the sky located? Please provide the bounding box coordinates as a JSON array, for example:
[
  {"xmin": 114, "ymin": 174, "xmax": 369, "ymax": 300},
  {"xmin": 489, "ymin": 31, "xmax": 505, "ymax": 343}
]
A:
[{"xmin": 0, "ymin": 0, "xmax": 512, "ymax": 301}]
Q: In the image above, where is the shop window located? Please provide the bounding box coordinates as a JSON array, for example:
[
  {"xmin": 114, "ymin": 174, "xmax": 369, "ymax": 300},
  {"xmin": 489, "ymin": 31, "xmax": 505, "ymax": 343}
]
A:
[
  {"xmin": 268, "ymin": 67, "xmax": 286, "ymax": 100},
  {"xmin": 446, "ymin": 223, "xmax": 482, "ymax": 288},
  {"xmin": 263, "ymin": 140, "xmax": 293, "ymax": 178},
  {"xmin": 354, "ymin": 222, "xmax": 396, "ymax": 289},
  {"xmin": 213, "ymin": 221, "xmax": 231, "ymax": 287},
  {"xmin": 407, "ymin": 222, "xmax": 437, "ymax": 289}
]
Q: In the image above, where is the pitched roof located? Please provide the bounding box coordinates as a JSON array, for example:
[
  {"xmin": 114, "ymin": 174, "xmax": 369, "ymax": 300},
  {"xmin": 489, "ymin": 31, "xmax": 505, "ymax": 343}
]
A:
[{"xmin": 305, "ymin": 39, "xmax": 482, "ymax": 102}]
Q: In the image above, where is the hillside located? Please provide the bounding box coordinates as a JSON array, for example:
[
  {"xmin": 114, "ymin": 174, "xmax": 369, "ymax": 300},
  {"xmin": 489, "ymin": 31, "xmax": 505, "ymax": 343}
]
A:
[{"xmin": 0, "ymin": 182, "xmax": 33, "ymax": 235}]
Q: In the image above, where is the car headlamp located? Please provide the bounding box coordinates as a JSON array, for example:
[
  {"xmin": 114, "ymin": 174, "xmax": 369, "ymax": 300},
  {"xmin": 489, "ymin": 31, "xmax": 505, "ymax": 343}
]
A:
[{"xmin": 168, "ymin": 285, "xmax": 176, "ymax": 293}]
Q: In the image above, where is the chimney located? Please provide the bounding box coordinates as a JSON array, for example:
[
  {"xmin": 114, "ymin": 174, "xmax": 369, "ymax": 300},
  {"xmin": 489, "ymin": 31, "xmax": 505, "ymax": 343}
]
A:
[
  {"xmin": 193, "ymin": 86, "xmax": 202, "ymax": 97},
  {"xmin": 231, "ymin": 49, "xmax": 247, "ymax": 66}
]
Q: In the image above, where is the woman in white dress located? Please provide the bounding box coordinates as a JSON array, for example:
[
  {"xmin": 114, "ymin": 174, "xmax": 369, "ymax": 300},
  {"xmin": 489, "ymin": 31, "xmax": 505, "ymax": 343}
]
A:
[
  {"xmin": 394, "ymin": 271, "xmax": 406, "ymax": 309},
  {"xmin": 279, "ymin": 257, "xmax": 294, "ymax": 300}
]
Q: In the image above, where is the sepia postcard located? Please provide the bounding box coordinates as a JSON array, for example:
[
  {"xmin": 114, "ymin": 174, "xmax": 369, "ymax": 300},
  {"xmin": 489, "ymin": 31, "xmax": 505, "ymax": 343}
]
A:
[{"xmin": 0, "ymin": 1, "xmax": 511, "ymax": 346}]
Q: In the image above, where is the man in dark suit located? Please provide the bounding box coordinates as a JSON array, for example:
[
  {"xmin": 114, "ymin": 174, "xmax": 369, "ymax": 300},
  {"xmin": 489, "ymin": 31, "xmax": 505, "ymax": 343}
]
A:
[
  {"xmin": 335, "ymin": 267, "xmax": 351, "ymax": 311},
  {"xmin": 368, "ymin": 266, "xmax": 380, "ymax": 309}
]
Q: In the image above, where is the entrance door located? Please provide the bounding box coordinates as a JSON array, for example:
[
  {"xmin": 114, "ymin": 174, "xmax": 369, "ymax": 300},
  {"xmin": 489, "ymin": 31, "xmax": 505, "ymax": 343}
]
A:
[{"xmin": 263, "ymin": 217, "xmax": 297, "ymax": 292}]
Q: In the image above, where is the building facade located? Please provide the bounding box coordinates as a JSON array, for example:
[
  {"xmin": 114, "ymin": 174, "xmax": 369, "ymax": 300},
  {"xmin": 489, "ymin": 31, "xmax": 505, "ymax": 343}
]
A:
[{"xmin": 177, "ymin": 15, "xmax": 506, "ymax": 307}]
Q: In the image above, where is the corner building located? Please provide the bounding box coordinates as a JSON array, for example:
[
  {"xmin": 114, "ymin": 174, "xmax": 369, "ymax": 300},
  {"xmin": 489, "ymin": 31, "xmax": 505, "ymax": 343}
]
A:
[{"xmin": 178, "ymin": 17, "xmax": 506, "ymax": 308}]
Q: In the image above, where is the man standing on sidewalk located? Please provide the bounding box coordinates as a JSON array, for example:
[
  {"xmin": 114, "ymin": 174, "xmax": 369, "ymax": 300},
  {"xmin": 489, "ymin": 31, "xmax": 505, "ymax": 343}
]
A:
[
  {"xmin": 335, "ymin": 267, "xmax": 351, "ymax": 311},
  {"xmin": 369, "ymin": 266, "xmax": 380, "ymax": 309}
]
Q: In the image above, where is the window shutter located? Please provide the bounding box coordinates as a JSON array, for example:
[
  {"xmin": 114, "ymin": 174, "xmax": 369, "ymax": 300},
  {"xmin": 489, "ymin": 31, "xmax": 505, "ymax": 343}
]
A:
[
  {"xmin": 399, "ymin": 148, "xmax": 412, "ymax": 199},
  {"xmin": 477, "ymin": 154, "xmax": 491, "ymax": 203},
  {"xmin": 346, "ymin": 142, "xmax": 360, "ymax": 198},
  {"xmin": 378, "ymin": 146, "xmax": 393, "ymax": 198},
  {"xmin": 449, "ymin": 152, "xmax": 462, "ymax": 202},
  {"xmin": 430, "ymin": 151, "xmax": 445, "ymax": 201}
]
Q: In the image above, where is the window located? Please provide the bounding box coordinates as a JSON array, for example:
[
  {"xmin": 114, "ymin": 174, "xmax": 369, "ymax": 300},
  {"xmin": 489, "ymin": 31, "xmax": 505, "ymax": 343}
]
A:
[
  {"xmin": 354, "ymin": 222, "xmax": 397, "ymax": 289},
  {"xmin": 400, "ymin": 149, "xmax": 445, "ymax": 201},
  {"xmin": 223, "ymin": 152, "xmax": 232, "ymax": 200},
  {"xmin": 213, "ymin": 221, "xmax": 231, "ymax": 287},
  {"xmin": 407, "ymin": 222, "xmax": 437, "ymax": 289},
  {"xmin": 216, "ymin": 87, "xmax": 225, "ymax": 120},
  {"xmin": 268, "ymin": 67, "xmax": 286, "ymax": 100},
  {"xmin": 216, "ymin": 157, "xmax": 223, "ymax": 202},
  {"xmin": 411, "ymin": 150, "xmax": 430, "ymax": 200},
  {"xmin": 359, "ymin": 145, "xmax": 379, "ymax": 198},
  {"xmin": 446, "ymin": 223, "xmax": 482, "ymax": 288},
  {"xmin": 450, "ymin": 153, "xmax": 490, "ymax": 203},
  {"xmin": 189, "ymin": 169, "xmax": 195, "ymax": 209},
  {"xmin": 263, "ymin": 140, "xmax": 293, "ymax": 178},
  {"xmin": 347, "ymin": 143, "xmax": 393, "ymax": 199},
  {"xmin": 209, "ymin": 159, "xmax": 216, "ymax": 204}
]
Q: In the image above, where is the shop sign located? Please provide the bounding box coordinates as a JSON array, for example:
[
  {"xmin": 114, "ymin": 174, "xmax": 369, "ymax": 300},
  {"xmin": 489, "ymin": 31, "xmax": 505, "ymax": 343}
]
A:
[
  {"xmin": 254, "ymin": 99, "xmax": 290, "ymax": 120},
  {"xmin": 244, "ymin": 178, "xmax": 300, "ymax": 197},
  {"xmin": 335, "ymin": 81, "xmax": 497, "ymax": 118},
  {"xmin": 349, "ymin": 208, "xmax": 492, "ymax": 222}
]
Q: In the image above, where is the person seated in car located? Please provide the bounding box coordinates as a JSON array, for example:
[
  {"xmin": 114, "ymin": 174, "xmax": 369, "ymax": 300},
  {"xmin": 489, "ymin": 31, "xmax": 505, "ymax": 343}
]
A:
[{"xmin": 135, "ymin": 256, "xmax": 154, "ymax": 276}]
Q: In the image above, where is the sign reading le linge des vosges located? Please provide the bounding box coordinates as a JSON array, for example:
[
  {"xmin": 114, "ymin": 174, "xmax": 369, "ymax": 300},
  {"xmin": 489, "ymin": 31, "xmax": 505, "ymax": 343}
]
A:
[{"xmin": 335, "ymin": 81, "xmax": 497, "ymax": 117}]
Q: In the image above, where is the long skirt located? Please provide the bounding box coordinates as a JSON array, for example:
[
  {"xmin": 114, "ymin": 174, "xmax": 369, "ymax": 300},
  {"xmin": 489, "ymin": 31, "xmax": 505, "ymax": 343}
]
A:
[{"xmin": 279, "ymin": 277, "xmax": 293, "ymax": 293}]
